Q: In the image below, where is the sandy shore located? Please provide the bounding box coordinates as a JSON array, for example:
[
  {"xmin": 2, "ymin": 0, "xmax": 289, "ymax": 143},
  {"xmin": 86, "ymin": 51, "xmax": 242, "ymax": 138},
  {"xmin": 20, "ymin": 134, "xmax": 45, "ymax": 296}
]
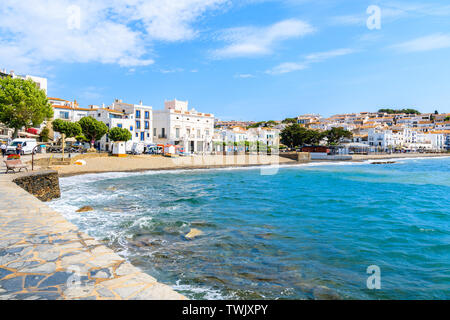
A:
[
  {"xmin": 52, "ymin": 154, "xmax": 297, "ymax": 177},
  {"xmin": 3, "ymin": 152, "xmax": 447, "ymax": 177}
]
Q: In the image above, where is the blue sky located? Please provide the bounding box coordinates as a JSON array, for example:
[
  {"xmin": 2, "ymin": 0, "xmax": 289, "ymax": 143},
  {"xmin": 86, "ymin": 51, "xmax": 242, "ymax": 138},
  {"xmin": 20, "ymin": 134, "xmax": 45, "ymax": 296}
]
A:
[{"xmin": 1, "ymin": 0, "xmax": 450, "ymax": 120}]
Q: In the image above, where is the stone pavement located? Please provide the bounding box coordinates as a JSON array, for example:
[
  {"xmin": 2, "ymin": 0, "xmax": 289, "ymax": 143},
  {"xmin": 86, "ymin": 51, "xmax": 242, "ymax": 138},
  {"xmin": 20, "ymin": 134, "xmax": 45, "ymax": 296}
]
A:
[{"xmin": 0, "ymin": 172, "xmax": 185, "ymax": 300}]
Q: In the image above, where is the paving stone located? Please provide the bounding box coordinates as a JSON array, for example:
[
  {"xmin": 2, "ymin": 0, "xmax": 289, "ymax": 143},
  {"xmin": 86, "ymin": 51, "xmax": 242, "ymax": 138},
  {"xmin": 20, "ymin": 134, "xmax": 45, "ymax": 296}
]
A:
[
  {"xmin": 39, "ymin": 272, "xmax": 73, "ymax": 288},
  {"xmin": 25, "ymin": 275, "xmax": 46, "ymax": 288},
  {"xmin": 20, "ymin": 262, "xmax": 56, "ymax": 274},
  {"xmin": 0, "ymin": 276, "xmax": 24, "ymax": 291},
  {"xmin": 96, "ymin": 287, "xmax": 116, "ymax": 299},
  {"xmin": 90, "ymin": 268, "xmax": 112, "ymax": 279},
  {"xmin": 130, "ymin": 283, "xmax": 186, "ymax": 300},
  {"xmin": 0, "ymin": 268, "xmax": 13, "ymax": 280},
  {"xmin": 7, "ymin": 259, "xmax": 39, "ymax": 270}
]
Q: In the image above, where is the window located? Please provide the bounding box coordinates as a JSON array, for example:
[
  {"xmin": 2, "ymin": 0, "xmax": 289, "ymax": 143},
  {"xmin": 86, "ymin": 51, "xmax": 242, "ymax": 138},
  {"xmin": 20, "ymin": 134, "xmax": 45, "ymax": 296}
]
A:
[
  {"xmin": 162, "ymin": 128, "xmax": 166, "ymax": 137},
  {"xmin": 140, "ymin": 132, "xmax": 145, "ymax": 141},
  {"xmin": 145, "ymin": 111, "xmax": 149, "ymax": 119},
  {"xmin": 197, "ymin": 129, "xmax": 201, "ymax": 138},
  {"xmin": 59, "ymin": 111, "xmax": 69, "ymax": 119},
  {"xmin": 117, "ymin": 124, "xmax": 122, "ymax": 128},
  {"xmin": 153, "ymin": 128, "xmax": 156, "ymax": 137},
  {"xmin": 147, "ymin": 133, "xmax": 150, "ymax": 138},
  {"xmin": 130, "ymin": 126, "xmax": 133, "ymax": 131},
  {"xmin": 135, "ymin": 133, "xmax": 138, "ymax": 137},
  {"xmin": 136, "ymin": 110, "xmax": 141, "ymax": 118},
  {"xmin": 145, "ymin": 121, "xmax": 149, "ymax": 129},
  {"xmin": 136, "ymin": 121, "xmax": 141, "ymax": 129},
  {"xmin": 176, "ymin": 128, "xmax": 180, "ymax": 139}
]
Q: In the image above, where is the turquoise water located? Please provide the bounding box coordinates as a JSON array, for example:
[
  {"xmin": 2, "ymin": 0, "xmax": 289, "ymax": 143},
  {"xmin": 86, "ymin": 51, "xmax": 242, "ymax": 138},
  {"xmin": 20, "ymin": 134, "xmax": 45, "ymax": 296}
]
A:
[{"xmin": 50, "ymin": 157, "xmax": 450, "ymax": 300}]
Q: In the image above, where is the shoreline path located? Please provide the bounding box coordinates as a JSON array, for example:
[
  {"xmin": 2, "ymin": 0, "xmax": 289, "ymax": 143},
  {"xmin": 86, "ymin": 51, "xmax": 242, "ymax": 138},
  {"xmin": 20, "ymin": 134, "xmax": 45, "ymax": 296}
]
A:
[{"xmin": 0, "ymin": 172, "xmax": 185, "ymax": 300}]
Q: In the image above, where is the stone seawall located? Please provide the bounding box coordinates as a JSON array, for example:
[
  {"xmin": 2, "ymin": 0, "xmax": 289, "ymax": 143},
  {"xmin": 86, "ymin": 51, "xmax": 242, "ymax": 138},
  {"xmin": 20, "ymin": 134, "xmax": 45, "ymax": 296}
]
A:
[
  {"xmin": 13, "ymin": 170, "xmax": 61, "ymax": 202},
  {"xmin": 280, "ymin": 152, "xmax": 311, "ymax": 162}
]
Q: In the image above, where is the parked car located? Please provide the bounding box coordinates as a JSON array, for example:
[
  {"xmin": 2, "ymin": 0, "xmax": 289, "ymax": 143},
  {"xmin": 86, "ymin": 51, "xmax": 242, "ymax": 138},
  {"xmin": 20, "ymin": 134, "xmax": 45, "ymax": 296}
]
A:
[{"xmin": 6, "ymin": 138, "xmax": 38, "ymax": 155}]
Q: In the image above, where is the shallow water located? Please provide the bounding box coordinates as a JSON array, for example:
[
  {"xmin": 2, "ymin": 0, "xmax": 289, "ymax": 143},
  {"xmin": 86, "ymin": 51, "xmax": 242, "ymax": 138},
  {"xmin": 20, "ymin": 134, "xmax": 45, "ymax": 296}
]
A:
[{"xmin": 50, "ymin": 157, "xmax": 450, "ymax": 299}]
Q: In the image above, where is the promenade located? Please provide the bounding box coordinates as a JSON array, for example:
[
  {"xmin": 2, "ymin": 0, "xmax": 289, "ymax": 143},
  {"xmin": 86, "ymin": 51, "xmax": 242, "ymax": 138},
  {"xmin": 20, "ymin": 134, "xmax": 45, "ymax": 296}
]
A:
[{"xmin": 0, "ymin": 171, "xmax": 185, "ymax": 300}]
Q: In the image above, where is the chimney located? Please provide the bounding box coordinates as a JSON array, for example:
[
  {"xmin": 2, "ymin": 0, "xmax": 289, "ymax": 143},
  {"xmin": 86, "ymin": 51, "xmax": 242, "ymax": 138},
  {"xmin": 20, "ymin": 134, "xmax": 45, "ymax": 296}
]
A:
[{"xmin": 139, "ymin": 100, "xmax": 143, "ymax": 105}]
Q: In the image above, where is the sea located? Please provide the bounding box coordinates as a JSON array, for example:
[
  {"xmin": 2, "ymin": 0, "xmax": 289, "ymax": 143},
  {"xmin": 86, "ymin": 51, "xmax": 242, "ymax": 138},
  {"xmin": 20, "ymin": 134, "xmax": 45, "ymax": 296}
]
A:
[{"xmin": 49, "ymin": 157, "xmax": 450, "ymax": 300}]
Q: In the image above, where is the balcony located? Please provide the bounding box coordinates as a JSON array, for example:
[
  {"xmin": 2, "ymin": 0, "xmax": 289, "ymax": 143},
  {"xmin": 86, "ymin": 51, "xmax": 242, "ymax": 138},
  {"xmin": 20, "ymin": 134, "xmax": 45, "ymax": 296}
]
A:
[{"xmin": 158, "ymin": 134, "xmax": 167, "ymax": 139}]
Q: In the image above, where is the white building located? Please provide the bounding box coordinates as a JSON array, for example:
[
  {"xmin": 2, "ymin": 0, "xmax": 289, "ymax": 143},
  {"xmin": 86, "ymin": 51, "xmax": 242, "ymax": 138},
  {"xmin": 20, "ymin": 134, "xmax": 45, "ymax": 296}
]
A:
[
  {"xmin": 1, "ymin": 69, "xmax": 48, "ymax": 94},
  {"xmin": 368, "ymin": 129, "xmax": 404, "ymax": 150},
  {"xmin": 89, "ymin": 99, "xmax": 153, "ymax": 152},
  {"xmin": 49, "ymin": 98, "xmax": 90, "ymax": 122},
  {"xmin": 153, "ymin": 99, "xmax": 214, "ymax": 154}
]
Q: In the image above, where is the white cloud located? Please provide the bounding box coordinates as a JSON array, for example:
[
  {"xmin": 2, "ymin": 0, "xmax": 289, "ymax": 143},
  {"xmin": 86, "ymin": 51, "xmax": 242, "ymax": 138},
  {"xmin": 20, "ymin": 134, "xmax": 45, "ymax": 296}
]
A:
[
  {"xmin": 266, "ymin": 48, "xmax": 355, "ymax": 75},
  {"xmin": 304, "ymin": 48, "xmax": 355, "ymax": 62},
  {"xmin": 391, "ymin": 33, "xmax": 450, "ymax": 53},
  {"xmin": 266, "ymin": 62, "xmax": 306, "ymax": 75},
  {"xmin": 235, "ymin": 73, "xmax": 255, "ymax": 78},
  {"xmin": 212, "ymin": 19, "xmax": 315, "ymax": 58},
  {"xmin": 0, "ymin": 0, "xmax": 228, "ymax": 72}
]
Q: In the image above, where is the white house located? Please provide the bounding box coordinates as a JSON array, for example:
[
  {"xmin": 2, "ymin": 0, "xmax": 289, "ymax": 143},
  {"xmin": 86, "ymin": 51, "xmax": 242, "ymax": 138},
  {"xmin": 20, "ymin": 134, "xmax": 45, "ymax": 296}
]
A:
[
  {"xmin": 1, "ymin": 69, "xmax": 48, "ymax": 94},
  {"xmin": 49, "ymin": 98, "xmax": 90, "ymax": 122},
  {"xmin": 368, "ymin": 128, "xmax": 404, "ymax": 150},
  {"xmin": 88, "ymin": 100, "xmax": 153, "ymax": 152},
  {"xmin": 153, "ymin": 99, "xmax": 214, "ymax": 154}
]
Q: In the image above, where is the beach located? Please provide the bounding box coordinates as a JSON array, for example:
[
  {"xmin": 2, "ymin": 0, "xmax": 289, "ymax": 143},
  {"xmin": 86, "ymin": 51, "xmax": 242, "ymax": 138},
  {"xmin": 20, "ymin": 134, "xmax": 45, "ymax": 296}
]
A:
[
  {"xmin": 48, "ymin": 154, "xmax": 298, "ymax": 177},
  {"xmin": 1, "ymin": 152, "xmax": 448, "ymax": 177}
]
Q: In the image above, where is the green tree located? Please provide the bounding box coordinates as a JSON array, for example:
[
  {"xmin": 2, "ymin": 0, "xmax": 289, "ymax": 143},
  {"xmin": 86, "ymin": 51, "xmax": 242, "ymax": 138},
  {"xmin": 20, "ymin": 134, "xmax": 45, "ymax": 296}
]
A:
[
  {"xmin": 378, "ymin": 108, "xmax": 421, "ymax": 115},
  {"xmin": 75, "ymin": 134, "xmax": 89, "ymax": 142},
  {"xmin": 109, "ymin": 127, "xmax": 132, "ymax": 142},
  {"xmin": 280, "ymin": 124, "xmax": 311, "ymax": 148},
  {"xmin": 325, "ymin": 127, "xmax": 353, "ymax": 145},
  {"xmin": 39, "ymin": 127, "xmax": 50, "ymax": 142},
  {"xmin": 445, "ymin": 116, "xmax": 450, "ymax": 121},
  {"xmin": 282, "ymin": 117, "xmax": 297, "ymax": 124},
  {"xmin": 0, "ymin": 77, "xmax": 53, "ymax": 138},
  {"xmin": 307, "ymin": 130, "xmax": 326, "ymax": 145},
  {"xmin": 52, "ymin": 119, "xmax": 82, "ymax": 138},
  {"xmin": 78, "ymin": 116, "xmax": 108, "ymax": 148}
]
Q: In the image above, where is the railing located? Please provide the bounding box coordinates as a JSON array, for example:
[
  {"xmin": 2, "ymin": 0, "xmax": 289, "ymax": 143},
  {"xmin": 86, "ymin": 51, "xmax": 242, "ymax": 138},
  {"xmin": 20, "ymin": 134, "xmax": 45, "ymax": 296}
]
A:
[{"xmin": 158, "ymin": 134, "xmax": 167, "ymax": 139}]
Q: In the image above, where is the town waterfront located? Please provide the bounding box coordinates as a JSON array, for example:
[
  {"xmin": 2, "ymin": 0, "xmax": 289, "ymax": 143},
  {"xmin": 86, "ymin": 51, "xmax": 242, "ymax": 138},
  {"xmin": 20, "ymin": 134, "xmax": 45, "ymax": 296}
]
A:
[{"xmin": 49, "ymin": 157, "xmax": 450, "ymax": 300}]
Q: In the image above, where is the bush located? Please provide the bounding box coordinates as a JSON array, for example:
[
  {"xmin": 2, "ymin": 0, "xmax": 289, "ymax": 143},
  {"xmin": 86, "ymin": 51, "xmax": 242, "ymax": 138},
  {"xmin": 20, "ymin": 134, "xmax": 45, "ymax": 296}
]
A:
[{"xmin": 109, "ymin": 127, "xmax": 132, "ymax": 142}]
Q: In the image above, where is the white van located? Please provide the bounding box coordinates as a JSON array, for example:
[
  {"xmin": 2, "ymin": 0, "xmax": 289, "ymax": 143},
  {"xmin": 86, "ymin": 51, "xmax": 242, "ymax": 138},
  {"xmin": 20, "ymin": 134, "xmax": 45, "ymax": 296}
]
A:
[{"xmin": 7, "ymin": 138, "xmax": 38, "ymax": 155}]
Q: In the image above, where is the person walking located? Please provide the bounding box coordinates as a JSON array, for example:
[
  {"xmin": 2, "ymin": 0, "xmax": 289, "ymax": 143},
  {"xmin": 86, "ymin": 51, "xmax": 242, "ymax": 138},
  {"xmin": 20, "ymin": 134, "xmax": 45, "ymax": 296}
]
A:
[{"xmin": 0, "ymin": 143, "xmax": 6, "ymax": 158}]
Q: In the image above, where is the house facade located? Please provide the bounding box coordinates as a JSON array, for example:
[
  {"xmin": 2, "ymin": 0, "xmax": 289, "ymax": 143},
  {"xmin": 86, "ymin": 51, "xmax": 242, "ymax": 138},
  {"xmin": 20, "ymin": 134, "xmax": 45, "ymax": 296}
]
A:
[{"xmin": 153, "ymin": 99, "xmax": 214, "ymax": 154}]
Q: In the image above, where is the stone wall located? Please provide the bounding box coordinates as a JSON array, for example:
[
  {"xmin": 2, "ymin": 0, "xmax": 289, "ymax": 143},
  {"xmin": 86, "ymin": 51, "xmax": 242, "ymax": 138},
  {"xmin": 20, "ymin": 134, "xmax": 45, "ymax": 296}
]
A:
[
  {"xmin": 280, "ymin": 152, "xmax": 311, "ymax": 162},
  {"xmin": 13, "ymin": 170, "xmax": 61, "ymax": 202}
]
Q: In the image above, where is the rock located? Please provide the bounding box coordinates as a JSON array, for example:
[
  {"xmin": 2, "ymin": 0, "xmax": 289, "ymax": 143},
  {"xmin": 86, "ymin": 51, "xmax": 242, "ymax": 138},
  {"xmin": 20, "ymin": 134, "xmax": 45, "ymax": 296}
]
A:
[
  {"xmin": 13, "ymin": 171, "xmax": 61, "ymax": 202},
  {"xmin": 76, "ymin": 206, "xmax": 94, "ymax": 213},
  {"xmin": 106, "ymin": 186, "xmax": 117, "ymax": 192},
  {"xmin": 185, "ymin": 228, "xmax": 203, "ymax": 240},
  {"xmin": 371, "ymin": 161, "xmax": 396, "ymax": 165}
]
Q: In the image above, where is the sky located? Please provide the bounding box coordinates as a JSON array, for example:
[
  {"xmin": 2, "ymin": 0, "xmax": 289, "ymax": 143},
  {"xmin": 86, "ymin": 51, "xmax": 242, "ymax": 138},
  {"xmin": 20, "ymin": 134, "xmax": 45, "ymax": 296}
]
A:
[{"xmin": 1, "ymin": 0, "xmax": 450, "ymax": 121}]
